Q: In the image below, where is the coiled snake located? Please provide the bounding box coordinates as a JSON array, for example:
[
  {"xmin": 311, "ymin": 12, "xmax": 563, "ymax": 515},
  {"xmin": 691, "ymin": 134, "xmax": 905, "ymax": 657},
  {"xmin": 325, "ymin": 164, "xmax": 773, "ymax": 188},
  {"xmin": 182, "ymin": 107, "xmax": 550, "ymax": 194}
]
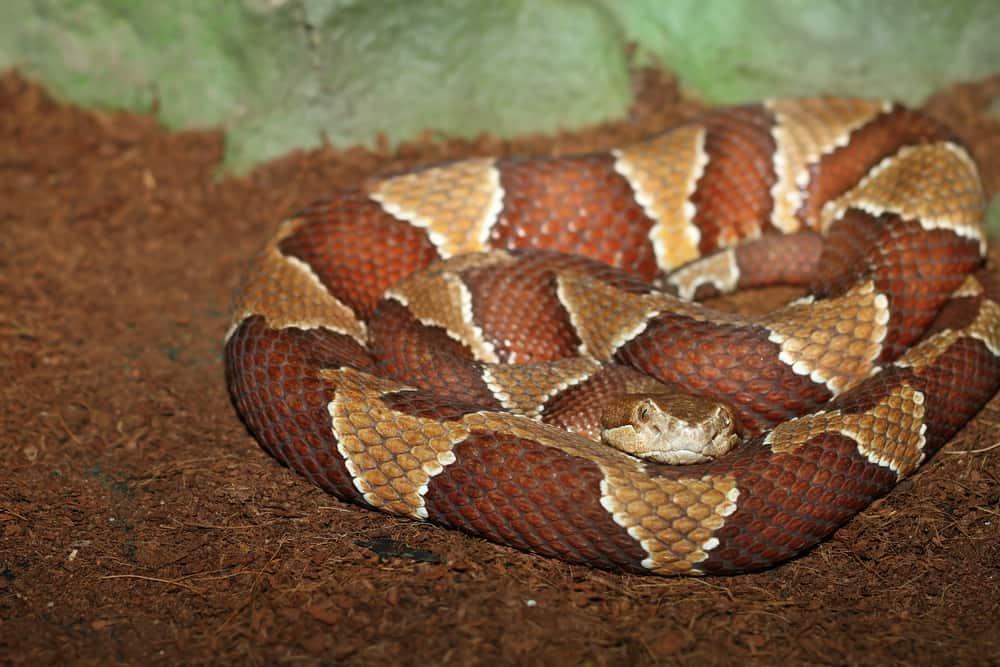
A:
[{"xmin": 225, "ymin": 98, "xmax": 1000, "ymax": 575}]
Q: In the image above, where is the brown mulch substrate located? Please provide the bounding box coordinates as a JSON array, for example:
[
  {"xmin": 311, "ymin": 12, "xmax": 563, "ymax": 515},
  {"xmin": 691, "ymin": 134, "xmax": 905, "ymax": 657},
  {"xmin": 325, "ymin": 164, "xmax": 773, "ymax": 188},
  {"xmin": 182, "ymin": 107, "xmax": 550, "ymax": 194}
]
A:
[{"xmin": 2, "ymin": 69, "xmax": 999, "ymax": 665}]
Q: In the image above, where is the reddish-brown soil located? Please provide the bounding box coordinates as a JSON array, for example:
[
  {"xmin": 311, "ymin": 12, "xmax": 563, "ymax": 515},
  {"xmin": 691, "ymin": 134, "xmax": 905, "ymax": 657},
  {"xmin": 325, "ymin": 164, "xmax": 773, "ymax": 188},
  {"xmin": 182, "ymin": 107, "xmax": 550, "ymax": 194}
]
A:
[{"xmin": 2, "ymin": 69, "xmax": 999, "ymax": 665}]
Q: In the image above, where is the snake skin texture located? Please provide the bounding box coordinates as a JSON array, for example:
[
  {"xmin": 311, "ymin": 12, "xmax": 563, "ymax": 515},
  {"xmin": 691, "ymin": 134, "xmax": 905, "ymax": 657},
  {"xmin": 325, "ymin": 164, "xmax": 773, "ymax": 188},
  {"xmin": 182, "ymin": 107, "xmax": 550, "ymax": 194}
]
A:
[{"xmin": 224, "ymin": 98, "xmax": 1000, "ymax": 575}]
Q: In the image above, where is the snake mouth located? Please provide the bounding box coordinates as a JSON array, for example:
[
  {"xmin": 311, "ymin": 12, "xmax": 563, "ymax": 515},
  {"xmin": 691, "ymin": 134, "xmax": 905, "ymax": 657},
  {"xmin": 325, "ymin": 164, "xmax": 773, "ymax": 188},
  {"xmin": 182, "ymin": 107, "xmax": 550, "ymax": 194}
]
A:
[{"xmin": 601, "ymin": 423, "xmax": 717, "ymax": 465}]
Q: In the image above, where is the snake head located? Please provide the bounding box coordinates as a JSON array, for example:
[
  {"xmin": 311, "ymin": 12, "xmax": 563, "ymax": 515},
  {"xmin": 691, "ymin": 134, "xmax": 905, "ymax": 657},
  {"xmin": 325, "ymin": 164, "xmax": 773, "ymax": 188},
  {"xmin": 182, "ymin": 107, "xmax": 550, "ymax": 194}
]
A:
[{"xmin": 600, "ymin": 392, "xmax": 739, "ymax": 465}]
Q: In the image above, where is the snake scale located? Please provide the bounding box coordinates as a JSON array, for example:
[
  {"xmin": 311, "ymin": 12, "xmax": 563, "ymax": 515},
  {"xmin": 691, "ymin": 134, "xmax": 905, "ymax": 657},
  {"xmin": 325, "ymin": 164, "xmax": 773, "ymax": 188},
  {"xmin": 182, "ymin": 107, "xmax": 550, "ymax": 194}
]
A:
[{"xmin": 225, "ymin": 98, "xmax": 1000, "ymax": 575}]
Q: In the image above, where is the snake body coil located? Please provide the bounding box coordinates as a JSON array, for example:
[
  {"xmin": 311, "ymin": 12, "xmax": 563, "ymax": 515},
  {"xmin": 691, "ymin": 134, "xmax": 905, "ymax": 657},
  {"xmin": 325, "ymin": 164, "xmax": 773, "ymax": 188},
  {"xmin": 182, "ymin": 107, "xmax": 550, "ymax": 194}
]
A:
[{"xmin": 225, "ymin": 98, "xmax": 1000, "ymax": 575}]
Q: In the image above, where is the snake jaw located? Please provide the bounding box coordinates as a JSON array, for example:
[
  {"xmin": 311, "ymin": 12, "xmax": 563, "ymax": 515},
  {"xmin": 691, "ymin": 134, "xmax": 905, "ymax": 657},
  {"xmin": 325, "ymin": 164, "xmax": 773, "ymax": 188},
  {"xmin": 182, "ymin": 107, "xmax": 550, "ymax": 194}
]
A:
[{"xmin": 600, "ymin": 393, "xmax": 740, "ymax": 465}]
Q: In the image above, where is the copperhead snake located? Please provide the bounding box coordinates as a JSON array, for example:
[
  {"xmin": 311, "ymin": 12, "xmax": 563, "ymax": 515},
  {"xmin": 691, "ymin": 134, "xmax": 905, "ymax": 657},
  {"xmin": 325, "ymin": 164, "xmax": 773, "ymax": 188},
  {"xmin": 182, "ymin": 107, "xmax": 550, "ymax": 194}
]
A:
[{"xmin": 225, "ymin": 98, "xmax": 1000, "ymax": 575}]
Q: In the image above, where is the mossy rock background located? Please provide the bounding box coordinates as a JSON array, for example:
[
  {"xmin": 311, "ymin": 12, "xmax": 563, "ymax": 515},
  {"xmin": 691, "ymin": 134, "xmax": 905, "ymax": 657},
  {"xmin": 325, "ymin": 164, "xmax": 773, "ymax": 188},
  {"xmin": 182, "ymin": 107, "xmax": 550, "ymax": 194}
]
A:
[{"xmin": 3, "ymin": 0, "xmax": 997, "ymax": 172}]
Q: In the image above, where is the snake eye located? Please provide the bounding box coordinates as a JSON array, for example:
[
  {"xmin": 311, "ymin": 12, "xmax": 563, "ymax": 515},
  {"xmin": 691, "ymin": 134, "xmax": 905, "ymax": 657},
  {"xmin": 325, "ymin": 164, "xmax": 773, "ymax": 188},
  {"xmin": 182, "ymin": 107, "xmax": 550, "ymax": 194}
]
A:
[{"xmin": 637, "ymin": 404, "xmax": 651, "ymax": 423}]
